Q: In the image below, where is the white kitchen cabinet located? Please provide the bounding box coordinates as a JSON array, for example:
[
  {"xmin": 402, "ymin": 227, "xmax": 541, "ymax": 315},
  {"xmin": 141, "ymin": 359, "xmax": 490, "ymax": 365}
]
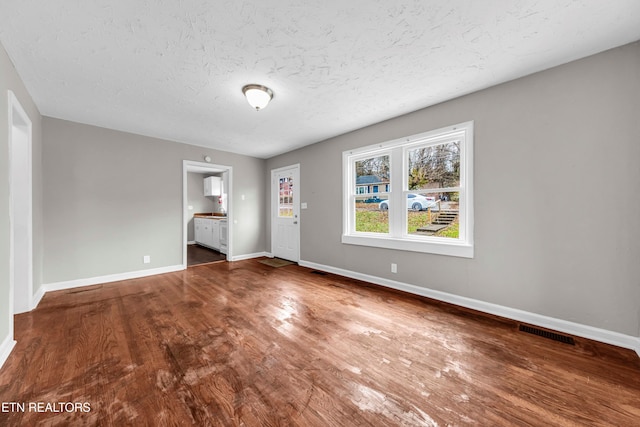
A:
[
  {"xmin": 194, "ymin": 217, "xmax": 223, "ymax": 251},
  {"xmin": 194, "ymin": 217, "xmax": 214, "ymax": 247},
  {"xmin": 204, "ymin": 176, "xmax": 222, "ymax": 196},
  {"xmin": 194, "ymin": 217, "xmax": 205, "ymax": 244},
  {"xmin": 204, "ymin": 220, "xmax": 216, "ymax": 248},
  {"xmin": 211, "ymin": 220, "xmax": 220, "ymax": 250},
  {"xmin": 219, "ymin": 219, "xmax": 228, "ymax": 254}
]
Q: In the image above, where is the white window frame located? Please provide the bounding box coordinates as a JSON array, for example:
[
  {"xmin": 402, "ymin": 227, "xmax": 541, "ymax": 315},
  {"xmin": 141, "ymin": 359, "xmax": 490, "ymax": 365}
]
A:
[{"xmin": 342, "ymin": 121, "xmax": 474, "ymax": 258}]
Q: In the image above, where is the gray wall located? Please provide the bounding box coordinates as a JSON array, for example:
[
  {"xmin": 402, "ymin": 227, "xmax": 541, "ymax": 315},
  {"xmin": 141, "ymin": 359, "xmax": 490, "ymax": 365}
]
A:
[
  {"xmin": 266, "ymin": 42, "xmax": 640, "ymax": 337},
  {"xmin": 0, "ymin": 42, "xmax": 43, "ymax": 342},
  {"xmin": 186, "ymin": 172, "xmax": 219, "ymax": 241},
  {"xmin": 43, "ymin": 118, "xmax": 265, "ymax": 284}
]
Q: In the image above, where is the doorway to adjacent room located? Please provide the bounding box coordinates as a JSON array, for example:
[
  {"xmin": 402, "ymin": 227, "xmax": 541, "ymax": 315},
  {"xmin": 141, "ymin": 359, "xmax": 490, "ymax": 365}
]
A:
[{"xmin": 182, "ymin": 160, "xmax": 232, "ymax": 268}]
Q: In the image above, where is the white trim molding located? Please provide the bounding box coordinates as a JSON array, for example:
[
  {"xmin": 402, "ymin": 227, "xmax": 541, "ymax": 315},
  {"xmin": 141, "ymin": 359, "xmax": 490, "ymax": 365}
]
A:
[
  {"xmin": 8, "ymin": 90, "xmax": 34, "ymax": 315},
  {"xmin": 299, "ymin": 259, "xmax": 640, "ymax": 357},
  {"xmin": 230, "ymin": 252, "xmax": 271, "ymax": 262},
  {"xmin": 32, "ymin": 252, "xmax": 272, "ymax": 309},
  {"xmin": 32, "ymin": 285, "xmax": 45, "ymax": 310},
  {"xmin": 0, "ymin": 334, "xmax": 17, "ymax": 370},
  {"xmin": 44, "ymin": 265, "xmax": 184, "ymax": 293},
  {"xmin": 342, "ymin": 121, "xmax": 474, "ymax": 258}
]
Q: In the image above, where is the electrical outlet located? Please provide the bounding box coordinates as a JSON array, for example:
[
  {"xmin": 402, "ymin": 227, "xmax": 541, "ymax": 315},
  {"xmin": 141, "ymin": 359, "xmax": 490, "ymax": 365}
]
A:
[
  {"xmin": 143, "ymin": 255, "xmax": 151, "ymax": 264},
  {"xmin": 391, "ymin": 263, "xmax": 397, "ymax": 273}
]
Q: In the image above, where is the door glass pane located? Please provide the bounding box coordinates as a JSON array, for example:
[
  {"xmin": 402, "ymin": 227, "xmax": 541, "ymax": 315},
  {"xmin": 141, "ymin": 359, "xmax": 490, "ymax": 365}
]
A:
[
  {"xmin": 406, "ymin": 191, "xmax": 460, "ymax": 238},
  {"xmin": 355, "ymin": 194, "xmax": 389, "ymax": 233},
  {"xmin": 278, "ymin": 175, "xmax": 293, "ymax": 217},
  {"xmin": 354, "ymin": 155, "xmax": 390, "ymax": 194},
  {"xmin": 407, "ymin": 141, "xmax": 460, "ymax": 190}
]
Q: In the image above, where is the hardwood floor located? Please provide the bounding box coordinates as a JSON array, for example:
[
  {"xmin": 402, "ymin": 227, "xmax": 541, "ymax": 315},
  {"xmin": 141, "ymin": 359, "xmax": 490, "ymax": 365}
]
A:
[
  {"xmin": 187, "ymin": 244, "xmax": 226, "ymax": 266},
  {"xmin": 1, "ymin": 259, "xmax": 639, "ymax": 426}
]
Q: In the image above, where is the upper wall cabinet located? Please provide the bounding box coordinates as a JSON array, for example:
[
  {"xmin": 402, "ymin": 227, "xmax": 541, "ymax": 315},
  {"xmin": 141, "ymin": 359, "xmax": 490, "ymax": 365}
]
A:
[{"xmin": 204, "ymin": 176, "xmax": 222, "ymax": 196}]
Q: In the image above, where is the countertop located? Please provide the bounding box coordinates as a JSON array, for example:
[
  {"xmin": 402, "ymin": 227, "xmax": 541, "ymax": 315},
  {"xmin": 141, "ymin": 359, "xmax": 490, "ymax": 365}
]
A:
[{"xmin": 194, "ymin": 213, "xmax": 227, "ymax": 219}]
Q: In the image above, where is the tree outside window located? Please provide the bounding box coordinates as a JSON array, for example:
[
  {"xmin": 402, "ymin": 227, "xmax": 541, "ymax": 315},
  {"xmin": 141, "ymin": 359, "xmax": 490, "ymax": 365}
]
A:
[{"xmin": 343, "ymin": 122, "xmax": 473, "ymax": 258}]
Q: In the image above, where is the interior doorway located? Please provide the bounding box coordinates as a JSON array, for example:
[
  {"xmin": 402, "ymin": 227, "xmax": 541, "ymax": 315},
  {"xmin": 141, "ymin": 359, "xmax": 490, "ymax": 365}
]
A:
[
  {"xmin": 8, "ymin": 90, "xmax": 33, "ymax": 316},
  {"xmin": 182, "ymin": 160, "xmax": 233, "ymax": 268}
]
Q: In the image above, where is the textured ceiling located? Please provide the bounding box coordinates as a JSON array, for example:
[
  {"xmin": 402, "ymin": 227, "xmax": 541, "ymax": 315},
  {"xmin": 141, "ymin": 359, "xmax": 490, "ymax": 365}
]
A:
[{"xmin": 1, "ymin": 1, "xmax": 639, "ymax": 158}]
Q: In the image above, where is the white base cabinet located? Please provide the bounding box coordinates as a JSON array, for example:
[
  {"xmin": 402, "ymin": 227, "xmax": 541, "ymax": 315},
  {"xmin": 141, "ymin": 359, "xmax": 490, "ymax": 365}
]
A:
[
  {"xmin": 194, "ymin": 217, "xmax": 225, "ymax": 252},
  {"xmin": 219, "ymin": 220, "xmax": 228, "ymax": 254},
  {"xmin": 210, "ymin": 220, "xmax": 220, "ymax": 250}
]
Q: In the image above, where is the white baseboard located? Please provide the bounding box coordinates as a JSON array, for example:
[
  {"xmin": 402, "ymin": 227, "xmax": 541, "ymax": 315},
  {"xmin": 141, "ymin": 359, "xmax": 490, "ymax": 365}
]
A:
[
  {"xmin": 0, "ymin": 333, "xmax": 16, "ymax": 371},
  {"xmin": 31, "ymin": 285, "xmax": 45, "ymax": 310},
  {"xmin": 44, "ymin": 264, "xmax": 185, "ymax": 293},
  {"xmin": 187, "ymin": 240, "xmax": 196, "ymax": 245},
  {"xmin": 230, "ymin": 252, "xmax": 270, "ymax": 262},
  {"xmin": 299, "ymin": 260, "xmax": 640, "ymax": 356}
]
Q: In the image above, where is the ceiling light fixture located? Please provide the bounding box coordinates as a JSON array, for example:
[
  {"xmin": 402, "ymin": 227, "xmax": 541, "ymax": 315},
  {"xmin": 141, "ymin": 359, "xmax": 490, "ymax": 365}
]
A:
[{"xmin": 242, "ymin": 84, "xmax": 273, "ymax": 111}]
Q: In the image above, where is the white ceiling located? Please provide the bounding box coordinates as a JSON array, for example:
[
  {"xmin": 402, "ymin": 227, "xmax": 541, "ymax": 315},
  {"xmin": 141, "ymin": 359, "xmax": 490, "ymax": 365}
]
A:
[{"xmin": 1, "ymin": 1, "xmax": 639, "ymax": 158}]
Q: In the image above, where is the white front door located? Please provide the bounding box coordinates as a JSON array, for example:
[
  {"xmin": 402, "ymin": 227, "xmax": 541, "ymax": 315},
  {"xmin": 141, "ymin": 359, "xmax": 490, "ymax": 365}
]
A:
[{"xmin": 271, "ymin": 165, "xmax": 300, "ymax": 262}]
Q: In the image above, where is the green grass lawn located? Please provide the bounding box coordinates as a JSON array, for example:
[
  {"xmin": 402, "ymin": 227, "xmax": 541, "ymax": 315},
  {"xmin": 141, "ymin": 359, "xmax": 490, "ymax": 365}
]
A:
[
  {"xmin": 356, "ymin": 210, "xmax": 389, "ymax": 233},
  {"xmin": 436, "ymin": 221, "xmax": 459, "ymax": 238},
  {"xmin": 355, "ymin": 209, "xmax": 459, "ymax": 238},
  {"xmin": 407, "ymin": 212, "xmax": 430, "ymax": 233}
]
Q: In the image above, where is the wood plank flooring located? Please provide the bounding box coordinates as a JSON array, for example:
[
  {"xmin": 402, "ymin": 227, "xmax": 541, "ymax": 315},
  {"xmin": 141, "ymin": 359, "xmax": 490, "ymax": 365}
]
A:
[
  {"xmin": 187, "ymin": 244, "xmax": 226, "ymax": 266},
  {"xmin": 0, "ymin": 259, "xmax": 639, "ymax": 426}
]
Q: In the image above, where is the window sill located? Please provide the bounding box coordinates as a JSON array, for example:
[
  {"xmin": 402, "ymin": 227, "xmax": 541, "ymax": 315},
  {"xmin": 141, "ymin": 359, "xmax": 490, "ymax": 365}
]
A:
[{"xmin": 341, "ymin": 234, "xmax": 474, "ymax": 258}]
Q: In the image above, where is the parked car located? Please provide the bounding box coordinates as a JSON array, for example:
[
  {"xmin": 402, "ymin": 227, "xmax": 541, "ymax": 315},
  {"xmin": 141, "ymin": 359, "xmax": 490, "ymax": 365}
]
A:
[
  {"xmin": 362, "ymin": 196, "xmax": 383, "ymax": 203},
  {"xmin": 379, "ymin": 193, "xmax": 439, "ymax": 211}
]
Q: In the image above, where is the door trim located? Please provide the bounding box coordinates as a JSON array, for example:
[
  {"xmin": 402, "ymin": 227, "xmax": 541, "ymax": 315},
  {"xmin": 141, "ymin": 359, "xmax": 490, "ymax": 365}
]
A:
[
  {"xmin": 182, "ymin": 160, "xmax": 233, "ymax": 268},
  {"xmin": 270, "ymin": 164, "xmax": 300, "ymax": 262},
  {"xmin": 8, "ymin": 90, "xmax": 33, "ymax": 319}
]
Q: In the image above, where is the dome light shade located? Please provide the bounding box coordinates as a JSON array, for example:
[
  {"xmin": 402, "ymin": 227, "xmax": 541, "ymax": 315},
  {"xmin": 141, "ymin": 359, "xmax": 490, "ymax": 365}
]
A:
[{"xmin": 242, "ymin": 84, "xmax": 273, "ymax": 110}]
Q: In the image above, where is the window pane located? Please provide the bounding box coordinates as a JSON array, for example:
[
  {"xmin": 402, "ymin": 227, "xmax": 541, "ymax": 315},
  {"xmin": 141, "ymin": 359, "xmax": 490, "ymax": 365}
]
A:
[
  {"xmin": 408, "ymin": 141, "xmax": 460, "ymax": 190},
  {"xmin": 355, "ymin": 194, "xmax": 389, "ymax": 233},
  {"xmin": 278, "ymin": 176, "xmax": 293, "ymax": 217},
  {"xmin": 355, "ymin": 155, "xmax": 390, "ymax": 194},
  {"xmin": 406, "ymin": 191, "xmax": 460, "ymax": 238}
]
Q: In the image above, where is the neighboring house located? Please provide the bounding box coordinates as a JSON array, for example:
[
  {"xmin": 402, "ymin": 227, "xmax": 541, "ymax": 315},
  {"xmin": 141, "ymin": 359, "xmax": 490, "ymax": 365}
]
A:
[{"xmin": 356, "ymin": 175, "xmax": 389, "ymax": 194}]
